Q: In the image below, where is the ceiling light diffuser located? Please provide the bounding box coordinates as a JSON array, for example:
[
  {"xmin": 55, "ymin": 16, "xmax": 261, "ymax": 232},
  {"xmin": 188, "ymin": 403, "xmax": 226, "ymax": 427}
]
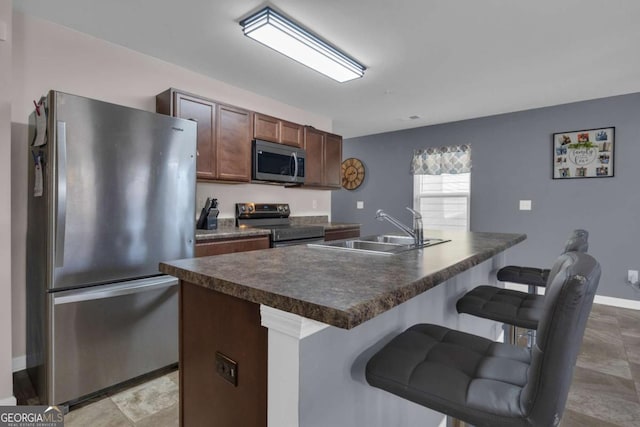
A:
[{"xmin": 240, "ymin": 7, "xmax": 365, "ymax": 83}]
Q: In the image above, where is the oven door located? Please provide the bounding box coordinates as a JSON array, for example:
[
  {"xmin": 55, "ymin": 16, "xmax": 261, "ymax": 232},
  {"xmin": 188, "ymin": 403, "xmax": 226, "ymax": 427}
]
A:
[
  {"xmin": 272, "ymin": 237, "xmax": 324, "ymax": 248},
  {"xmin": 253, "ymin": 139, "xmax": 305, "ymax": 184}
]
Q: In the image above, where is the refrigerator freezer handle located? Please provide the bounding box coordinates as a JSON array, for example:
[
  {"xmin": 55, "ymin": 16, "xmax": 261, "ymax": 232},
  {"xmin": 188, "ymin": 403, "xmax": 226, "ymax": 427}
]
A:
[
  {"xmin": 55, "ymin": 121, "xmax": 67, "ymax": 267},
  {"xmin": 53, "ymin": 276, "xmax": 179, "ymax": 305}
]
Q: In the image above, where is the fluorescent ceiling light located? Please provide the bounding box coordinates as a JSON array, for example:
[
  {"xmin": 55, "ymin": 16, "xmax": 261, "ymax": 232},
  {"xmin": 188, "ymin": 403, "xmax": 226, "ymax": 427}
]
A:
[{"xmin": 240, "ymin": 7, "xmax": 365, "ymax": 83}]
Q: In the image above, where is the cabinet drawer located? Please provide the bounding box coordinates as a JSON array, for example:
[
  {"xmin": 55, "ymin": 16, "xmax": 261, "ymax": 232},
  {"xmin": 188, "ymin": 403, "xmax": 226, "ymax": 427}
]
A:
[{"xmin": 195, "ymin": 236, "xmax": 270, "ymax": 257}]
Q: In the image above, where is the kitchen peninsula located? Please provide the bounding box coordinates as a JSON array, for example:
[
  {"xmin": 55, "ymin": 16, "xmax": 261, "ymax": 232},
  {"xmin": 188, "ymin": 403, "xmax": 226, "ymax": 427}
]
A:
[{"xmin": 160, "ymin": 230, "xmax": 525, "ymax": 427}]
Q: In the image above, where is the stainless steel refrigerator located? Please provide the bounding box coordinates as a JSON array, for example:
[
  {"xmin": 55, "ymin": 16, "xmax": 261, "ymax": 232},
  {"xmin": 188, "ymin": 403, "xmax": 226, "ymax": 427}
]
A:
[{"xmin": 26, "ymin": 91, "xmax": 197, "ymax": 405}]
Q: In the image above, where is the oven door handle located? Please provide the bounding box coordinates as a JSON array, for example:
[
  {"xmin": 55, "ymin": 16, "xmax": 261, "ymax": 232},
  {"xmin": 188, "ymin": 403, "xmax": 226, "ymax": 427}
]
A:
[{"xmin": 291, "ymin": 152, "xmax": 298, "ymax": 182}]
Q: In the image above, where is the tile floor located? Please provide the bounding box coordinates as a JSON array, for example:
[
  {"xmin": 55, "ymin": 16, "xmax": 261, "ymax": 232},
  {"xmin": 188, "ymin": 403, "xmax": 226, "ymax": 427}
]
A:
[
  {"xmin": 64, "ymin": 370, "xmax": 178, "ymax": 427},
  {"xmin": 15, "ymin": 304, "xmax": 640, "ymax": 426},
  {"xmin": 560, "ymin": 304, "xmax": 640, "ymax": 426}
]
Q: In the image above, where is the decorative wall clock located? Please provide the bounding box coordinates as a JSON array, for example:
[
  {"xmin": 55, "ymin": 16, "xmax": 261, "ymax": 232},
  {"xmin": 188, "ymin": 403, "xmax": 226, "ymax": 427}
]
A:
[{"xmin": 341, "ymin": 158, "xmax": 365, "ymax": 190}]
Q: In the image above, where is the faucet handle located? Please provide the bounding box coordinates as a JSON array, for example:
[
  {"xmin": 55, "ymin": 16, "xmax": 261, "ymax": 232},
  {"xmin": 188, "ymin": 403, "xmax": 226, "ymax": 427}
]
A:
[
  {"xmin": 406, "ymin": 207, "xmax": 423, "ymax": 245},
  {"xmin": 406, "ymin": 207, "xmax": 422, "ymax": 219}
]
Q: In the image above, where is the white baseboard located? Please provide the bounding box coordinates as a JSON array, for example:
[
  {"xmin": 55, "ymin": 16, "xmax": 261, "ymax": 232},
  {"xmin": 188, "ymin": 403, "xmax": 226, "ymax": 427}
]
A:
[
  {"xmin": 594, "ymin": 295, "xmax": 640, "ymax": 310},
  {"xmin": 0, "ymin": 395, "xmax": 17, "ymax": 406},
  {"xmin": 12, "ymin": 355, "xmax": 26, "ymax": 373},
  {"xmin": 504, "ymin": 282, "xmax": 640, "ymax": 310}
]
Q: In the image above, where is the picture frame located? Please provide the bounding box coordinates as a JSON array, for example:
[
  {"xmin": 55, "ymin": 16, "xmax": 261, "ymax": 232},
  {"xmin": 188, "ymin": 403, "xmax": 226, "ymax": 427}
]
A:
[{"xmin": 552, "ymin": 127, "xmax": 615, "ymax": 179}]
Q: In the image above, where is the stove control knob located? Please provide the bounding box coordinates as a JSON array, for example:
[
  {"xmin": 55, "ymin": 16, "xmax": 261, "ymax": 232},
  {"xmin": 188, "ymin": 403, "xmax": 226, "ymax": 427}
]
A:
[
  {"xmin": 248, "ymin": 205, "xmax": 254, "ymax": 212},
  {"xmin": 240, "ymin": 205, "xmax": 246, "ymax": 212},
  {"xmin": 277, "ymin": 205, "xmax": 284, "ymax": 212},
  {"xmin": 283, "ymin": 205, "xmax": 289, "ymax": 212}
]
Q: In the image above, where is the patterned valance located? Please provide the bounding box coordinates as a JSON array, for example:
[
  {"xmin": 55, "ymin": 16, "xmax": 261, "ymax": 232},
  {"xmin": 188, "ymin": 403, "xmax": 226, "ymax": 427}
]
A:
[{"xmin": 411, "ymin": 144, "xmax": 472, "ymax": 175}]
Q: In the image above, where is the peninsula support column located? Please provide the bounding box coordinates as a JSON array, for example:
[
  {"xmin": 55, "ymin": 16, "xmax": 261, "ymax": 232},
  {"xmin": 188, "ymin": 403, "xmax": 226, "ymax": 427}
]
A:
[{"xmin": 260, "ymin": 306, "xmax": 329, "ymax": 427}]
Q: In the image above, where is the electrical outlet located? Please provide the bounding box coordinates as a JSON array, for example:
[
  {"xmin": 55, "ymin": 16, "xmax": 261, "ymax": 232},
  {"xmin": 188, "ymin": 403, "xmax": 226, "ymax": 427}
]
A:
[
  {"xmin": 356, "ymin": 201, "xmax": 364, "ymax": 209},
  {"xmin": 312, "ymin": 199, "xmax": 318, "ymax": 209},
  {"xmin": 215, "ymin": 352, "xmax": 238, "ymax": 386},
  {"xmin": 628, "ymin": 270, "xmax": 639, "ymax": 284},
  {"xmin": 519, "ymin": 200, "xmax": 532, "ymax": 211}
]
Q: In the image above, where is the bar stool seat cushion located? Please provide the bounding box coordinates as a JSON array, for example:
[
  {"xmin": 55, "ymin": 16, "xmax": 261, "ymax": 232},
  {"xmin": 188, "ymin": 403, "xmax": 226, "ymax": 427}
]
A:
[
  {"xmin": 456, "ymin": 286, "xmax": 544, "ymax": 330},
  {"xmin": 366, "ymin": 324, "xmax": 531, "ymax": 424},
  {"xmin": 496, "ymin": 266, "xmax": 550, "ymax": 288}
]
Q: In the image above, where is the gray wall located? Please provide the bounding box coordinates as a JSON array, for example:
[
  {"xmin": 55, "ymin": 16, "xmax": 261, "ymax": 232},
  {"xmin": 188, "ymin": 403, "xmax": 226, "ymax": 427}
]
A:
[{"xmin": 332, "ymin": 92, "xmax": 640, "ymax": 300}]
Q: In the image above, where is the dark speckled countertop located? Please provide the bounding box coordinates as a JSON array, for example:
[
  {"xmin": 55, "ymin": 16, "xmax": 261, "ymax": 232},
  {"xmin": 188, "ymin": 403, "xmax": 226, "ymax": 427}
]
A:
[{"xmin": 162, "ymin": 230, "xmax": 525, "ymax": 329}]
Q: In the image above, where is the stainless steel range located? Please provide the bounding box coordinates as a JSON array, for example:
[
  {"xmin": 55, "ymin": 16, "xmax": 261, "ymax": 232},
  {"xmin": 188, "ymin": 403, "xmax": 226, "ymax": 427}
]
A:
[{"xmin": 236, "ymin": 203, "xmax": 325, "ymax": 247}]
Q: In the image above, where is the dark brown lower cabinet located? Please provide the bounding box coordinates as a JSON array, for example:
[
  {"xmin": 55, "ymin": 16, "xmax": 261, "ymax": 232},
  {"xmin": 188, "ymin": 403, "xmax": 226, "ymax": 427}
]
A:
[
  {"xmin": 180, "ymin": 282, "xmax": 267, "ymax": 427},
  {"xmin": 324, "ymin": 227, "xmax": 360, "ymax": 242}
]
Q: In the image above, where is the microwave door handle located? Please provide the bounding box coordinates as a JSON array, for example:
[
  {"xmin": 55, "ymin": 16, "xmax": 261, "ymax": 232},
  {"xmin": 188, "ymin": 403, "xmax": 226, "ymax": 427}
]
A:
[{"xmin": 291, "ymin": 152, "xmax": 298, "ymax": 181}]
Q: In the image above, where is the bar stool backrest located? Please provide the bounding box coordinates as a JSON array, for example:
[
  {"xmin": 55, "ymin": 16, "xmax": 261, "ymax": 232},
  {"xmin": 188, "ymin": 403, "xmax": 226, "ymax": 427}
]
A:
[
  {"xmin": 562, "ymin": 229, "xmax": 589, "ymax": 253},
  {"xmin": 520, "ymin": 251, "xmax": 600, "ymax": 426}
]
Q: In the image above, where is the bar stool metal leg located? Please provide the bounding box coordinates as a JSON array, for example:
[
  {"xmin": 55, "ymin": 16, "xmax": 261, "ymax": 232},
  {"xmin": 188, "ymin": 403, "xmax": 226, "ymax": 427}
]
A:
[{"xmin": 503, "ymin": 323, "xmax": 517, "ymax": 344}]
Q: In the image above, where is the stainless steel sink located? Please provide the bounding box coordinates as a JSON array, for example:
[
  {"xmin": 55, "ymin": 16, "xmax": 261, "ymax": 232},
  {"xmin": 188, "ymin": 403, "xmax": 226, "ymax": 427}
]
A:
[
  {"xmin": 324, "ymin": 240, "xmax": 403, "ymax": 252},
  {"xmin": 358, "ymin": 234, "xmax": 416, "ymax": 245},
  {"xmin": 308, "ymin": 235, "xmax": 450, "ymax": 255}
]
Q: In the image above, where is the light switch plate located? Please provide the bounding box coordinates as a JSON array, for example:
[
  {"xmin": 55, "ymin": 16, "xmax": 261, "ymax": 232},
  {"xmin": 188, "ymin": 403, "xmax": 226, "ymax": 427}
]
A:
[
  {"xmin": 356, "ymin": 201, "xmax": 364, "ymax": 209},
  {"xmin": 519, "ymin": 200, "xmax": 532, "ymax": 211}
]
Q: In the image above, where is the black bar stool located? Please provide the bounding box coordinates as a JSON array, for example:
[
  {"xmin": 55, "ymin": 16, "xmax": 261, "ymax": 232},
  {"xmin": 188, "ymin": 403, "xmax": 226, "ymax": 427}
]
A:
[
  {"xmin": 456, "ymin": 229, "xmax": 588, "ymax": 344},
  {"xmin": 496, "ymin": 229, "xmax": 588, "ymax": 291},
  {"xmin": 366, "ymin": 251, "xmax": 600, "ymax": 427}
]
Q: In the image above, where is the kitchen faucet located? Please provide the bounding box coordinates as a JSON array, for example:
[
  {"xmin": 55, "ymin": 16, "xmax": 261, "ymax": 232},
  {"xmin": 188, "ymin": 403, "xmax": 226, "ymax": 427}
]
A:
[{"xmin": 375, "ymin": 208, "xmax": 424, "ymax": 246}]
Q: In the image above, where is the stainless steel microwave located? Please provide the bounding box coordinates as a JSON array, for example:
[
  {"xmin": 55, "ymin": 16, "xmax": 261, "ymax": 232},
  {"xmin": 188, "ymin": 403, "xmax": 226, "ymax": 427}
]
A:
[{"xmin": 252, "ymin": 139, "xmax": 305, "ymax": 184}]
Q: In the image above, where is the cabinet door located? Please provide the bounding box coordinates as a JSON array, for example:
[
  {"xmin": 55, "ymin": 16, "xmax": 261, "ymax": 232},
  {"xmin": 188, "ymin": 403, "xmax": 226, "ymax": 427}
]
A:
[
  {"xmin": 175, "ymin": 93, "xmax": 216, "ymax": 180},
  {"xmin": 217, "ymin": 104, "xmax": 252, "ymax": 182},
  {"xmin": 254, "ymin": 113, "xmax": 280, "ymax": 143},
  {"xmin": 280, "ymin": 120, "xmax": 303, "ymax": 148},
  {"xmin": 304, "ymin": 127, "xmax": 325, "ymax": 186},
  {"xmin": 324, "ymin": 227, "xmax": 360, "ymax": 241},
  {"xmin": 324, "ymin": 133, "xmax": 343, "ymax": 188}
]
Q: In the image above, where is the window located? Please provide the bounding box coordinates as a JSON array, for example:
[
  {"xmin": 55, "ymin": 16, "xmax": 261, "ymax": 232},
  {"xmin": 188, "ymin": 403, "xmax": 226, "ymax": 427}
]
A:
[{"xmin": 413, "ymin": 173, "xmax": 470, "ymax": 230}]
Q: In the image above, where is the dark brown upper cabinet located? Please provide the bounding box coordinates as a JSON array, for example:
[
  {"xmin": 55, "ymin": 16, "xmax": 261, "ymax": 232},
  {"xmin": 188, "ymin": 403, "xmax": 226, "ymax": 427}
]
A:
[
  {"xmin": 303, "ymin": 127, "xmax": 342, "ymax": 189},
  {"xmin": 157, "ymin": 89, "xmax": 252, "ymax": 182},
  {"xmin": 253, "ymin": 113, "xmax": 303, "ymax": 148}
]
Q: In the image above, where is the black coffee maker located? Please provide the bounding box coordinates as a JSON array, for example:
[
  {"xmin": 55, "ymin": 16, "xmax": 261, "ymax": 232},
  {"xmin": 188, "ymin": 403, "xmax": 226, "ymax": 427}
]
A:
[{"xmin": 196, "ymin": 198, "xmax": 219, "ymax": 230}]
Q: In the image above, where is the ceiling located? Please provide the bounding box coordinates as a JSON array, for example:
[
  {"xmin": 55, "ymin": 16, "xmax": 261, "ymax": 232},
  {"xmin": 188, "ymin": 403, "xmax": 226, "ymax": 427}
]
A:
[{"xmin": 14, "ymin": 0, "xmax": 640, "ymax": 138}]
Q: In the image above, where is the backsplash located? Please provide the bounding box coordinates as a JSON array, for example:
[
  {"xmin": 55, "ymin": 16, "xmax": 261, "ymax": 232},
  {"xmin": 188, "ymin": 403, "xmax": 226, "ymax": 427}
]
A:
[
  {"xmin": 290, "ymin": 215, "xmax": 329, "ymax": 225},
  {"xmin": 216, "ymin": 218, "xmax": 235, "ymax": 228},
  {"xmin": 196, "ymin": 182, "xmax": 332, "ymax": 219}
]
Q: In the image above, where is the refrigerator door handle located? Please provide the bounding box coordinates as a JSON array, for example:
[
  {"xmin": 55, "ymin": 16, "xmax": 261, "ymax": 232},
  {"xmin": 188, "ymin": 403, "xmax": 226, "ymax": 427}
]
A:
[
  {"xmin": 55, "ymin": 121, "xmax": 67, "ymax": 267},
  {"xmin": 53, "ymin": 276, "xmax": 178, "ymax": 305}
]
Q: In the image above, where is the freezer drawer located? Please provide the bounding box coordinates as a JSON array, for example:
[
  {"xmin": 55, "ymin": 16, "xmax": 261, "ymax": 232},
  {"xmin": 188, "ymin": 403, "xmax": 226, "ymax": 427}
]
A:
[{"xmin": 51, "ymin": 276, "xmax": 178, "ymax": 404}]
